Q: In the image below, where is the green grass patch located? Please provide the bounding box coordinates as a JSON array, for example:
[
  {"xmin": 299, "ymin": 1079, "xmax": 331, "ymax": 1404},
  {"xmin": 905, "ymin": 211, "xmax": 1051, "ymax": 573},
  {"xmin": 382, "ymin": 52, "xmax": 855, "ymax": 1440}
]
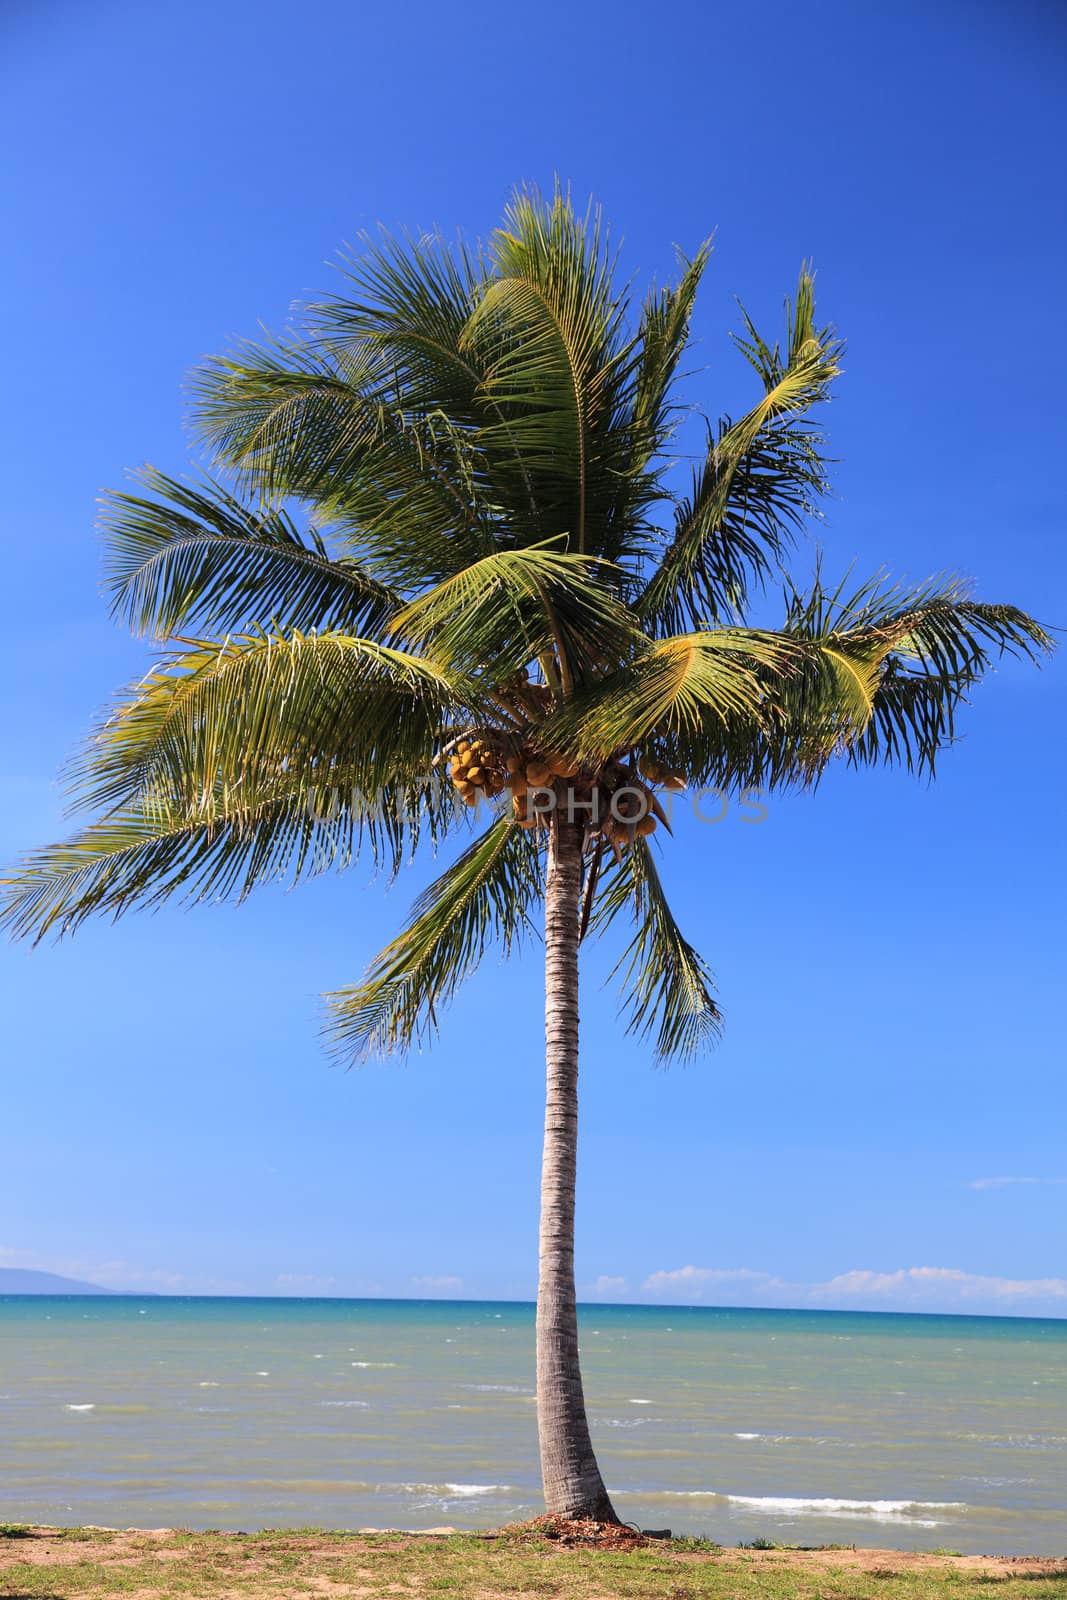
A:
[{"xmin": 1, "ymin": 1528, "xmax": 1065, "ymax": 1599}]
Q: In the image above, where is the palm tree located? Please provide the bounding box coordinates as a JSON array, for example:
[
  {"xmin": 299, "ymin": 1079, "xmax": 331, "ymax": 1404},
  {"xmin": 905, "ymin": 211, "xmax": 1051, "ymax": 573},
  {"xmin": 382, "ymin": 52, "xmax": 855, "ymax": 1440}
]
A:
[{"xmin": 2, "ymin": 190, "xmax": 1050, "ymax": 1524}]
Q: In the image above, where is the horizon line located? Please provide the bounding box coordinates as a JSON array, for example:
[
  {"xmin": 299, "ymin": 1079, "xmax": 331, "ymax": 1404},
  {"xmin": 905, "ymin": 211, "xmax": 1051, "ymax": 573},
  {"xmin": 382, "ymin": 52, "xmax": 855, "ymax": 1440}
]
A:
[{"xmin": 3, "ymin": 1289, "xmax": 1065, "ymax": 1323}]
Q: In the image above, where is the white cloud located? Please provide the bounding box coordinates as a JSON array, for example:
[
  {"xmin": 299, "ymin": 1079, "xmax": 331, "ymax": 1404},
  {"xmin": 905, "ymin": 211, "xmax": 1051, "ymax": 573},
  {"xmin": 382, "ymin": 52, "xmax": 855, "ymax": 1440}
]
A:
[
  {"xmin": 642, "ymin": 1265, "xmax": 783, "ymax": 1300},
  {"xmin": 1, "ymin": 1245, "xmax": 186, "ymax": 1291},
  {"xmin": 814, "ymin": 1266, "xmax": 1067, "ymax": 1307},
  {"xmin": 967, "ymin": 1176, "xmax": 1067, "ymax": 1191},
  {"xmin": 275, "ymin": 1273, "xmax": 338, "ymax": 1293},
  {"xmin": 632, "ymin": 1260, "xmax": 1067, "ymax": 1316},
  {"xmin": 591, "ymin": 1275, "xmax": 628, "ymax": 1298},
  {"xmin": 410, "ymin": 1274, "xmax": 463, "ymax": 1294},
  {"xmin": 0, "ymin": 1244, "xmax": 249, "ymax": 1295}
]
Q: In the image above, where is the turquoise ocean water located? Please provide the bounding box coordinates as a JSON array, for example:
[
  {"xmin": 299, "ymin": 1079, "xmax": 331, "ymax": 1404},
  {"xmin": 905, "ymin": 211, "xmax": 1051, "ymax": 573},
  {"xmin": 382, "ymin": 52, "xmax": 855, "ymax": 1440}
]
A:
[{"xmin": 1, "ymin": 1297, "xmax": 1064, "ymax": 1553}]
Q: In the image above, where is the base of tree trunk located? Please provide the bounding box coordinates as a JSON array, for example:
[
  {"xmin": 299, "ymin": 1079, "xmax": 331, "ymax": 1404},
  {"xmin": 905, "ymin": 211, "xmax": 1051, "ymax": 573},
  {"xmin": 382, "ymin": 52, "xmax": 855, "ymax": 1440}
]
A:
[{"xmin": 504, "ymin": 1514, "xmax": 643, "ymax": 1548}]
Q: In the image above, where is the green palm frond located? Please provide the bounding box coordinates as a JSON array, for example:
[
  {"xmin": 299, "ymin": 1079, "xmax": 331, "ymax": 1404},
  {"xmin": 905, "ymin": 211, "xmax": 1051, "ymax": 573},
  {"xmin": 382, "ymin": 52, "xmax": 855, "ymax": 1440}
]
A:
[
  {"xmin": 628, "ymin": 242, "xmax": 712, "ymax": 470},
  {"xmin": 317, "ymin": 228, "xmax": 560, "ymax": 540},
  {"xmin": 640, "ymin": 268, "xmax": 840, "ymax": 629},
  {"xmin": 597, "ymin": 242, "xmax": 714, "ymax": 564},
  {"xmin": 769, "ymin": 570, "xmax": 1054, "ymax": 779},
  {"xmin": 544, "ymin": 627, "xmax": 801, "ymax": 766},
  {"xmin": 310, "ymin": 225, "xmax": 486, "ymax": 418},
  {"xmin": 192, "ymin": 336, "xmax": 391, "ymax": 501},
  {"xmin": 103, "ymin": 469, "xmax": 402, "ymax": 639},
  {"xmin": 65, "ymin": 628, "xmax": 473, "ymax": 824},
  {"xmin": 193, "ymin": 340, "xmax": 499, "ymax": 590},
  {"xmin": 461, "ymin": 188, "xmax": 638, "ymax": 556},
  {"xmin": 0, "ymin": 778, "xmax": 380, "ymax": 944},
  {"xmin": 393, "ymin": 543, "xmax": 645, "ymax": 691},
  {"xmin": 324, "ymin": 817, "xmax": 544, "ymax": 1060},
  {"xmin": 591, "ymin": 837, "xmax": 721, "ymax": 1060}
]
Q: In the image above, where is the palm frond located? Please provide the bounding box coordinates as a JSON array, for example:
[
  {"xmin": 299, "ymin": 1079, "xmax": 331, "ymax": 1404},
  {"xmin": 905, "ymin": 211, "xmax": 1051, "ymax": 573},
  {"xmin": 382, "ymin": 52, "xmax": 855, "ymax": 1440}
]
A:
[
  {"xmin": 0, "ymin": 776, "xmax": 402, "ymax": 944},
  {"xmin": 103, "ymin": 468, "xmax": 401, "ymax": 639},
  {"xmin": 768, "ymin": 570, "xmax": 1054, "ymax": 779},
  {"xmin": 597, "ymin": 241, "xmax": 713, "ymax": 565},
  {"xmin": 640, "ymin": 267, "xmax": 840, "ymax": 629},
  {"xmin": 309, "ymin": 224, "xmax": 486, "ymax": 416},
  {"xmin": 65, "ymin": 630, "xmax": 474, "ymax": 834},
  {"xmin": 393, "ymin": 543, "xmax": 645, "ymax": 692},
  {"xmin": 460, "ymin": 186, "xmax": 641, "ymax": 555},
  {"xmin": 192, "ymin": 335, "xmax": 390, "ymax": 500},
  {"xmin": 295, "ymin": 226, "xmax": 549, "ymax": 541},
  {"xmin": 628, "ymin": 242, "xmax": 712, "ymax": 469},
  {"xmin": 544, "ymin": 627, "xmax": 800, "ymax": 766},
  {"xmin": 324, "ymin": 817, "xmax": 544, "ymax": 1060},
  {"xmin": 591, "ymin": 838, "xmax": 720, "ymax": 1060},
  {"xmin": 192, "ymin": 340, "xmax": 499, "ymax": 590}
]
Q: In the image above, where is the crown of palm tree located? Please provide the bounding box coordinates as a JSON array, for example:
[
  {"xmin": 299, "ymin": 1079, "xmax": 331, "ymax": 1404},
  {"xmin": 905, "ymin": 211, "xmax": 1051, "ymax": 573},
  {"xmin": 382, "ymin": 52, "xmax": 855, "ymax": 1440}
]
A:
[{"xmin": 2, "ymin": 188, "xmax": 1050, "ymax": 1063}]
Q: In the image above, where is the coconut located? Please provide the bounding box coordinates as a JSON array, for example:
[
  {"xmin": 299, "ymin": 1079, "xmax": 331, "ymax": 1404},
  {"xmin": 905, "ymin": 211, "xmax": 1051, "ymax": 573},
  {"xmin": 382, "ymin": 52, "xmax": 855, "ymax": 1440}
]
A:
[
  {"xmin": 662, "ymin": 771, "xmax": 686, "ymax": 791},
  {"xmin": 466, "ymin": 766, "xmax": 484, "ymax": 784},
  {"xmin": 462, "ymin": 792, "xmax": 478, "ymax": 807},
  {"xmin": 636, "ymin": 815, "xmax": 657, "ymax": 836},
  {"xmin": 649, "ymin": 793, "xmax": 671, "ymax": 829},
  {"xmin": 525, "ymin": 762, "xmax": 551, "ymax": 786},
  {"xmin": 505, "ymin": 754, "xmax": 523, "ymax": 774}
]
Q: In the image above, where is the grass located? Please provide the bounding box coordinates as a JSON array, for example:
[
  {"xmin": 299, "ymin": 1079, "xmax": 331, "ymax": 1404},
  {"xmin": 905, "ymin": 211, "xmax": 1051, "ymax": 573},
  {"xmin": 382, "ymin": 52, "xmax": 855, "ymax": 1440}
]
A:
[{"xmin": 1, "ymin": 1527, "xmax": 1066, "ymax": 1600}]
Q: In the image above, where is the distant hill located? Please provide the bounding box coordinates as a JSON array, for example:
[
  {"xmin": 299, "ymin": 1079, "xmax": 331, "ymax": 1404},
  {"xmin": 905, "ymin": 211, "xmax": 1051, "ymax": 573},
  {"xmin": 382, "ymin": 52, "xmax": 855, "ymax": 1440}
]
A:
[{"xmin": 0, "ymin": 1267, "xmax": 117, "ymax": 1295}]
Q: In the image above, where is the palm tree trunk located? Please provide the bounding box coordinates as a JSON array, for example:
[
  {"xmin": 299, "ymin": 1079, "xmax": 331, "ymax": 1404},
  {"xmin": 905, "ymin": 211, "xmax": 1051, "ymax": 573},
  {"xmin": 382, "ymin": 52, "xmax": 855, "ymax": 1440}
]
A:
[{"xmin": 536, "ymin": 815, "xmax": 618, "ymax": 1523}]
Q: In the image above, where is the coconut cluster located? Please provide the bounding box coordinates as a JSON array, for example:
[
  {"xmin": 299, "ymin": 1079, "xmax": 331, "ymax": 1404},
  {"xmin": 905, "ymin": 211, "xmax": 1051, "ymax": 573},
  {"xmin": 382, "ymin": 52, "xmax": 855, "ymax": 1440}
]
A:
[
  {"xmin": 445, "ymin": 736, "xmax": 508, "ymax": 806},
  {"xmin": 439, "ymin": 733, "xmax": 687, "ymax": 854}
]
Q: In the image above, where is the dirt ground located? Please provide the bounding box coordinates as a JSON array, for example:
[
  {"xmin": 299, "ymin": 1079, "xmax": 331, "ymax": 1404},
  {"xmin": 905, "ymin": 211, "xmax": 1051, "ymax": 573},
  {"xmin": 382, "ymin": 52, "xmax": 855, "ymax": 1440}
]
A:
[{"xmin": 2, "ymin": 1525, "xmax": 1065, "ymax": 1600}]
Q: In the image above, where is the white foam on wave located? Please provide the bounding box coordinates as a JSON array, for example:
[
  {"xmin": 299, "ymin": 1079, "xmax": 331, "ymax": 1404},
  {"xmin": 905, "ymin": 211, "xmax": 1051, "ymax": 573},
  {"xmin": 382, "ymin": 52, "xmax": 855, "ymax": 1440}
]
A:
[
  {"xmin": 320, "ymin": 1399, "xmax": 370, "ymax": 1408},
  {"xmin": 725, "ymin": 1493, "xmax": 965, "ymax": 1525},
  {"xmin": 458, "ymin": 1383, "xmax": 531, "ymax": 1394},
  {"xmin": 399, "ymin": 1481, "xmax": 511, "ymax": 1498},
  {"xmin": 733, "ymin": 1432, "xmax": 801, "ymax": 1444},
  {"xmin": 65, "ymin": 1403, "xmax": 95, "ymax": 1412},
  {"xmin": 629, "ymin": 1398, "xmax": 651, "ymax": 1405},
  {"xmin": 615, "ymin": 1489, "xmax": 965, "ymax": 1526}
]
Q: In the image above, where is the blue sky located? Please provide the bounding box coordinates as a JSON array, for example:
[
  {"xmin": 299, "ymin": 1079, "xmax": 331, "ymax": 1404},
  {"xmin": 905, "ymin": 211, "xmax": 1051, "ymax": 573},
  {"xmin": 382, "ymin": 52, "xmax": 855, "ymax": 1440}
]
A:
[{"xmin": 2, "ymin": 0, "xmax": 1064, "ymax": 1317}]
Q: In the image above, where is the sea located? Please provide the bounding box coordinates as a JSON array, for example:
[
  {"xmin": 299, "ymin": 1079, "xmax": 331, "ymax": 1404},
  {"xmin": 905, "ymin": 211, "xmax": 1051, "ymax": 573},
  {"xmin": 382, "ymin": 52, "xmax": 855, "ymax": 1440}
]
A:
[{"xmin": 1, "ymin": 1297, "xmax": 1064, "ymax": 1553}]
